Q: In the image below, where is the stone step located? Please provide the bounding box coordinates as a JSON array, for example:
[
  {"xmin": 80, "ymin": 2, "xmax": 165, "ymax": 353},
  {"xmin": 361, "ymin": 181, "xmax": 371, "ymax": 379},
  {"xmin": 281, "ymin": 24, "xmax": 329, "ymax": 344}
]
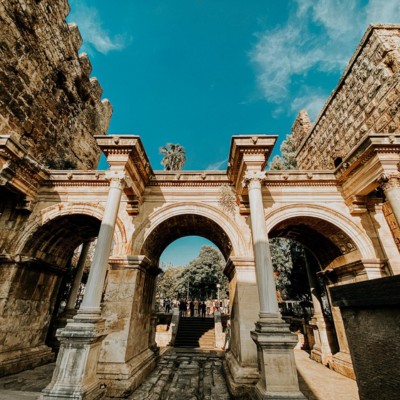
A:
[{"xmin": 175, "ymin": 318, "xmax": 216, "ymax": 349}]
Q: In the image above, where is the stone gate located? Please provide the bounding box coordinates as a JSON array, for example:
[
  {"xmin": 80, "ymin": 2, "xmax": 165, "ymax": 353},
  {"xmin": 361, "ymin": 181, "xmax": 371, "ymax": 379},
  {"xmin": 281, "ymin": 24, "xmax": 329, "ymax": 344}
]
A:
[{"xmin": 1, "ymin": 2, "xmax": 400, "ymax": 399}]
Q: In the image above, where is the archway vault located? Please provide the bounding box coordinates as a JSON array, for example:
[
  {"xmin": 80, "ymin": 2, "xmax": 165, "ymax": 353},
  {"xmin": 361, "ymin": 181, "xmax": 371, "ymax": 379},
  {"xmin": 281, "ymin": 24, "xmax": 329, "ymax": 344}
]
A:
[
  {"xmin": 265, "ymin": 204, "xmax": 376, "ymax": 268},
  {"xmin": 131, "ymin": 202, "xmax": 250, "ymax": 265},
  {"xmin": 14, "ymin": 202, "xmax": 127, "ymax": 267}
]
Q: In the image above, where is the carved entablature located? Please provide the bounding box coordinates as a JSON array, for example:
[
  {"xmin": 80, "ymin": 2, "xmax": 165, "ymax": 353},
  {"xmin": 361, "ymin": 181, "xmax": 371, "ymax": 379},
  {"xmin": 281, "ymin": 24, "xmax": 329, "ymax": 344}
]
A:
[
  {"xmin": 95, "ymin": 135, "xmax": 153, "ymax": 201},
  {"xmin": 336, "ymin": 134, "xmax": 400, "ymax": 198},
  {"xmin": 0, "ymin": 134, "xmax": 48, "ymax": 205},
  {"xmin": 227, "ymin": 135, "xmax": 277, "ymax": 196}
]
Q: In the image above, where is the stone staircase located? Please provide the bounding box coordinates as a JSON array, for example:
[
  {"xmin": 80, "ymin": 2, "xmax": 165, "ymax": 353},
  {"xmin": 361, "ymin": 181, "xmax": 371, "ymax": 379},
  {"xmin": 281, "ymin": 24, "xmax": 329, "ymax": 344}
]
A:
[{"xmin": 174, "ymin": 317, "xmax": 216, "ymax": 348}]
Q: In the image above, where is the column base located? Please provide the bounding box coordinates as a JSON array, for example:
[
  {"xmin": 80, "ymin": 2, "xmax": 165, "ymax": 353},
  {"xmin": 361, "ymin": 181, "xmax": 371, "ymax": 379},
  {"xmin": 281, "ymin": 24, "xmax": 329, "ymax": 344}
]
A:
[
  {"xmin": 251, "ymin": 319, "xmax": 305, "ymax": 400},
  {"xmin": 0, "ymin": 345, "xmax": 55, "ymax": 377},
  {"xmin": 329, "ymin": 352, "xmax": 355, "ymax": 380},
  {"xmin": 223, "ymin": 350, "xmax": 259, "ymax": 398},
  {"xmin": 40, "ymin": 313, "xmax": 108, "ymax": 400},
  {"xmin": 97, "ymin": 347, "xmax": 159, "ymax": 398}
]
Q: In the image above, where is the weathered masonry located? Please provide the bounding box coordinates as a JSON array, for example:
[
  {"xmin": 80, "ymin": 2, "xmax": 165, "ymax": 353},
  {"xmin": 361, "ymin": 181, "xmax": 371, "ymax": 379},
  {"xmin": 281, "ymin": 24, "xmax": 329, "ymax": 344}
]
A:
[{"xmin": 0, "ymin": 1, "xmax": 400, "ymax": 399}]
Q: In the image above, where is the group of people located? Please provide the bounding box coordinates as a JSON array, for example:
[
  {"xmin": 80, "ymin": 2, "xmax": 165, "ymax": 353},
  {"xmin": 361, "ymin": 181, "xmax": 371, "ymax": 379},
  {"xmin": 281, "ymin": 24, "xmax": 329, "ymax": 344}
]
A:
[
  {"xmin": 179, "ymin": 299, "xmax": 207, "ymax": 317},
  {"xmin": 159, "ymin": 298, "xmax": 229, "ymax": 317}
]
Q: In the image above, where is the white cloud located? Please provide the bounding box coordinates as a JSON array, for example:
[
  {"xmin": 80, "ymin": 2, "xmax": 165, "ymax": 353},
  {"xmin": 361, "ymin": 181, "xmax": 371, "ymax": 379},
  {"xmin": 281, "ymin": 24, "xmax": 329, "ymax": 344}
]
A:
[
  {"xmin": 250, "ymin": 0, "xmax": 400, "ymax": 115},
  {"xmin": 366, "ymin": 0, "xmax": 400, "ymax": 24},
  {"xmin": 206, "ymin": 158, "xmax": 227, "ymax": 170},
  {"xmin": 291, "ymin": 93, "xmax": 327, "ymax": 120},
  {"xmin": 69, "ymin": 1, "xmax": 129, "ymax": 54}
]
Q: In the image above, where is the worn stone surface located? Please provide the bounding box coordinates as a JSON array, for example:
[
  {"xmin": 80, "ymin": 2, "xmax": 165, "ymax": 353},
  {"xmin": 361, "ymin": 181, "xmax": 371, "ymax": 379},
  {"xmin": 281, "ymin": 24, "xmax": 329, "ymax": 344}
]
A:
[
  {"xmin": 330, "ymin": 276, "xmax": 400, "ymax": 399},
  {"xmin": 294, "ymin": 25, "xmax": 400, "ymax": 170},
  {"xmin": 0, "ymin": 0, "xmax": 112, "ymax": 169},
  {"xmin": 0, "ymin": 350, "xmax": 360, "ymax": 400}
]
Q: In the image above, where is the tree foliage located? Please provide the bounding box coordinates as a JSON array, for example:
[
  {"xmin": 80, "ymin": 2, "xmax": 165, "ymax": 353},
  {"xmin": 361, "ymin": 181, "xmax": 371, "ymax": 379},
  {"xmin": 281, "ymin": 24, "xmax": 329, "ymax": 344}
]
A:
[
  {"xmin": 156, "ymin": 245, "xmax": 229, "ymax": 300},
  {"xmin": 270, "ymin": 238, "xmax": 310, "ymax": 301},
  {"xmin": 159, "ymin": 143, "xmax": 186, "ymax": 171},
  {"xmin": 270, "ymin": 134, "xmax": 298, "ymax": 170}
]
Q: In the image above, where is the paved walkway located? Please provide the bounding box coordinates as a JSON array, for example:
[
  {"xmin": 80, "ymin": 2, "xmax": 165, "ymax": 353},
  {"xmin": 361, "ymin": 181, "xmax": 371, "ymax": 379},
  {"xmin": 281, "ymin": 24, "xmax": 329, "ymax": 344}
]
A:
[{"xmin": 0, "ymin": 350, "xmax": 359, "ymax": 400}]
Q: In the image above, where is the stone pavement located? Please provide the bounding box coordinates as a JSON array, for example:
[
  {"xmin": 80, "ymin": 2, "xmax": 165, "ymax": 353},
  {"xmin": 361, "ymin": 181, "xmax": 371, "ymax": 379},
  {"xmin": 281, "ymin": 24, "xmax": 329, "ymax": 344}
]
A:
[
  {"xmin": 0, "ymin": 349, "xmax": 359, "ymax": 400},
  {"xmin": 129, "ymin": 348, "xmax": 230, "ymax": 400}
]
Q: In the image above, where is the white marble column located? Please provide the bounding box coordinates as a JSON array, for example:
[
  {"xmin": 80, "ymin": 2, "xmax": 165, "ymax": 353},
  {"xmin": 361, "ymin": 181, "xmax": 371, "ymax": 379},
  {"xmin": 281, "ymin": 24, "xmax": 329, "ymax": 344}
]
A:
[
  {"xmin": 380, "ymin": 172, "xmax": 400, "ymax": 227},
  {"xmin": 244, "ymin": 171, "xmax": 280, "ymax": 319},
  {"xmin": 79, "ymin": 171, "xmax": 126, "ymax": 315},
  {"xmin": 66, "ymin": 241, "xmax": 91, "ymax": 311},
  {"xmin": 41, "ymin": 171, "xmax": 127, "ymax": 400},
  {"xmin": 245, "ymin": 171, "xmax": 305, "ymax": 400}
]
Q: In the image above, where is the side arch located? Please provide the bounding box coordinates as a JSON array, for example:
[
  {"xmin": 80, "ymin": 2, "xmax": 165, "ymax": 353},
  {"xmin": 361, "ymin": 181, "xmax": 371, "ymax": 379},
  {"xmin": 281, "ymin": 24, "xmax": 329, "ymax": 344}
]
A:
[
  {"xmin": 265, "ymin": 203, "xmax": 376, "ymax": 260},
  {"xmin": 130, "ymin": 202, "xmax": 250, "ymax": 263},
  {"xmin": 13, "ymin": 202, "xmax": 127, "ymax": 257}
]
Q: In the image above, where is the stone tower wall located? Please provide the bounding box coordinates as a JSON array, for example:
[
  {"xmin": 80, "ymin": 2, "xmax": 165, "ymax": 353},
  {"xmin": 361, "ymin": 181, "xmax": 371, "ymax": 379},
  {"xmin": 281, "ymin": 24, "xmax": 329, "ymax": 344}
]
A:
[
  {"xmin": 0, "ymin": 0, "xmax": 112, "ymax": 170},
  {"xmin": 294, "ymin": 25, "xmax": 400, "ymax": 170}
]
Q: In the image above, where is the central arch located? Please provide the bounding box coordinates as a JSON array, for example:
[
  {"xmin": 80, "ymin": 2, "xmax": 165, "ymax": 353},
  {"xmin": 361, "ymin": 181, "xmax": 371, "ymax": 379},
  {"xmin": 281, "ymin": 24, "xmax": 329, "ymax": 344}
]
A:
[{"xmin": 131, "ymin": 202, "xmax": 250, "ymax": 264}]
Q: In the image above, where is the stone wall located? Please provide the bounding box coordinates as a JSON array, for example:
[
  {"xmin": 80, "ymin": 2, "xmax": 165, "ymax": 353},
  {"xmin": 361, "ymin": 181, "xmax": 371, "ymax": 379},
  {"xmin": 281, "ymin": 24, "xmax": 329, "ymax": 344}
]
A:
[
  {"xmin": 330, "ymin": 275, "xmax": 400, "ymax": 399},
  {"xmin": 294, "ymin": 25, "xmax": 400, "ymax": 170},
  {"xmin": 0, "ymin": 0, "xmax": 112, "ymax": 170}
]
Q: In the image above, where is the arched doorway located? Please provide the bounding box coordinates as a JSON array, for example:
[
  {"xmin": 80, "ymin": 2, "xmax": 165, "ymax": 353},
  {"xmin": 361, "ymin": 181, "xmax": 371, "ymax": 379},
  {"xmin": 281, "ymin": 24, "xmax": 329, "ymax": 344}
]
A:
[
  {"xmin": 98, "ymin": 205, "xmax": 259, "ymax": 396},
  {"xmin": 267, "ymin": 211, "xmax": 379, "ymax": 379},
  {"xmin": 0, "ymin": 212, "xmax": 101, "ymax": 376}
]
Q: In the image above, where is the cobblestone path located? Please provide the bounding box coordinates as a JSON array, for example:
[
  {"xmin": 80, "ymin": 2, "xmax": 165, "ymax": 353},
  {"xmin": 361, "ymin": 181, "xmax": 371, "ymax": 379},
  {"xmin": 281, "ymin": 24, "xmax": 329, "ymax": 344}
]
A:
[{"xmin": 129, "ymin": 348, "xmax": 232, "ymax": 400}]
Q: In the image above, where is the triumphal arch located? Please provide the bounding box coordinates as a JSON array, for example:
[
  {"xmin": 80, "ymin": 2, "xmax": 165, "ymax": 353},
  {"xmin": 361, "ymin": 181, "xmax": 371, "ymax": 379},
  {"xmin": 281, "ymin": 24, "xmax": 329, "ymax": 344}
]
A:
[{"xmin": 0, "ymin": 1, "xmax": 400, "ymax": 398}]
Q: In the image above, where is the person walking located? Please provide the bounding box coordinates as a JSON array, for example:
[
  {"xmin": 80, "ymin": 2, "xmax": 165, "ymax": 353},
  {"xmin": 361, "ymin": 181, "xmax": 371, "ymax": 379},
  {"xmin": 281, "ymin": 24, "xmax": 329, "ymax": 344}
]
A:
[
  {"xmin": 165, "ymin": 298, "xmax": 171, "ymax": 313},
  {"xmin": 200, "ymin": 301, "xmax": 206, "ymax": 318},
  {"xmin": 179, "ymin": 299, "xmax": 187, "ymax": 317}
]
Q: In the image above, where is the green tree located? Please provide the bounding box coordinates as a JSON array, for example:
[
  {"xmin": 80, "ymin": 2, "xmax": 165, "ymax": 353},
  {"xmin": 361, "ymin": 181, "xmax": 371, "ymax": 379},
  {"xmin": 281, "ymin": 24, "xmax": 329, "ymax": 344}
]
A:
[
  {"xmin": 159, "ymin": 143, "xmax": 186, "ymax": 170},
  {"xmin": 269, "ymin": 134, "xmax": 298, "ymax": 170},
  {"xmin": 156, "ymin": 246, "xmax": 229, "ymax": 301},
  {"xmin": 156, "ymin": 265, "xmax": 185, "ymax": 300},
  {"xmin": 177, "ymin": 246, "xmax": 228, "ymax": 300},
  {"xmin": 269, "ymin": 238, "xmax": 310, "ymax": 301}
]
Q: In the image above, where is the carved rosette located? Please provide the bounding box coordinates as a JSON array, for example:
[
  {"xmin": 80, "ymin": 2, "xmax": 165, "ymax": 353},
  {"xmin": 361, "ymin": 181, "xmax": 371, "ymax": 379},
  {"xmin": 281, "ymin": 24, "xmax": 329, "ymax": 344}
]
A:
[
  {"xmin": 378, "ymin": 172, "xmax": 400, "ymax": 192},
  {"xmin": 242, "ymin": 171, "xmax": 267, "ymax": 189}
]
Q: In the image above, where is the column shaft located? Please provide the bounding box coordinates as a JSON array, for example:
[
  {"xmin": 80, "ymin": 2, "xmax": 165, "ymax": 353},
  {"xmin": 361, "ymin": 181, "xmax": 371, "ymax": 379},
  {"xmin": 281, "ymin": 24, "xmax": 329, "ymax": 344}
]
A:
[
  {"xmin": 247, "ymin": 176, "xmax": 280, "ymax": 317},
  {"xmin": 66, "ymin": 241, "xmax": 91, "ymax": 310},
  {"xmin": 80, "ymin": 179, "xmax": 124, "ymax": 313}
]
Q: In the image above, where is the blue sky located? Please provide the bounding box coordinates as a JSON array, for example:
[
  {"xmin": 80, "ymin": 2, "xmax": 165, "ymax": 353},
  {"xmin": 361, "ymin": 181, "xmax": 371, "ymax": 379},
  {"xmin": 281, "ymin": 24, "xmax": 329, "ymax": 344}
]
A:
[{"xmin": 68, "ymin": 0, "xmax": 399, "ymax": 266}]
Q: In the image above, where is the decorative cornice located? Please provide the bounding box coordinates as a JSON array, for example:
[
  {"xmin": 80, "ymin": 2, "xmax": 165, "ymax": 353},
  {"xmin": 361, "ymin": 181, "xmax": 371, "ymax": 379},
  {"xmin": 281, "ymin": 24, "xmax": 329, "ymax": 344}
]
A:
[{"xmin": 336, "ymin": 134, "xmax": 400, "ymax": 184}]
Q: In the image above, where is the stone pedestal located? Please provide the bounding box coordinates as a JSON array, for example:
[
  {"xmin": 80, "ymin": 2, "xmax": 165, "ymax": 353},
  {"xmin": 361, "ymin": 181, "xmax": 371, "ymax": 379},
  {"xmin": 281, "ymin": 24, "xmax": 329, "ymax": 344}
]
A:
[
  {"xmin": 41, "ymin": 313, "xmax": 107, "ymax": 400},
  {"xmin": 309, "ymin": 315, "xmax": 334, "ymax": 366},
  {"xmin": 251, "ymin": 318, "xmax": 305, "ymax": 400}
]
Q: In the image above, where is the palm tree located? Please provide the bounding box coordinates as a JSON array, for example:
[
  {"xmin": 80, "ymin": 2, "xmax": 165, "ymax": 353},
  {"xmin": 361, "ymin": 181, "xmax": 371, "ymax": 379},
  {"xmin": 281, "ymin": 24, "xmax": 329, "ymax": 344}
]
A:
[{"xmin": 159, "ymin": 143, "xmax": 186, "ymax": 171}]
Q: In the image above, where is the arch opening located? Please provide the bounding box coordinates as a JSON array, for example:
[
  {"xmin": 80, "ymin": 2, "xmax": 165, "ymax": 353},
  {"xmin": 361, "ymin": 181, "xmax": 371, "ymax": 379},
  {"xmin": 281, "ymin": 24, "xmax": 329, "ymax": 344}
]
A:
[
  {"xmin": 268, "ymin": 215, "xmax": 360, "ymax": 368},
  {"xmin": 140, "ymin": 214, "xmax": 233, "ymax": 266},
  {"xmin": 269, "ymin": 216, "xmax": 358, "ymax": 270},
  {"xmin": 21, "ymin": 214, "xmax": 100, "ymax": 269}
]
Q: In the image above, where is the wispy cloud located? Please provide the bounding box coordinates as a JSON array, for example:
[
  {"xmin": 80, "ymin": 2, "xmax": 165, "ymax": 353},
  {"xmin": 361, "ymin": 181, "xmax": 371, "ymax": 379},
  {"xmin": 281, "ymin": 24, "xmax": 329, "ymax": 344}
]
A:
[
  {"xmin": 290, "ymin": 92, "xmax": 327, "ymax": 120},
  {"xmin": 250, "ymin": 0, "xmax": 400, "ymax": 117},
  {"xmin": 206, "ymin": 158, "xmax": 227, "ymax": 170},
  {"xmin": 69, "ymin": 1, "xmax": 130, "ymax": 55}
]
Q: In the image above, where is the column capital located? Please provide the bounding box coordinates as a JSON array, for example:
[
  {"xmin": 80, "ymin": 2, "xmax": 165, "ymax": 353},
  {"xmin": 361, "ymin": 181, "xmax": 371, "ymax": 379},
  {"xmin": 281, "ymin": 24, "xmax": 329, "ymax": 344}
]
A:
[
  {"xmin": 242, "ymin": 171, "xmax": 266, "ymax": 189},
  {"xmin": 104, "ymin": 170, "xmax": 131, "ymax": 189},
  {"xmin": 378, "ymin": 172, "xmax": 400, "ymax": 191}
]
